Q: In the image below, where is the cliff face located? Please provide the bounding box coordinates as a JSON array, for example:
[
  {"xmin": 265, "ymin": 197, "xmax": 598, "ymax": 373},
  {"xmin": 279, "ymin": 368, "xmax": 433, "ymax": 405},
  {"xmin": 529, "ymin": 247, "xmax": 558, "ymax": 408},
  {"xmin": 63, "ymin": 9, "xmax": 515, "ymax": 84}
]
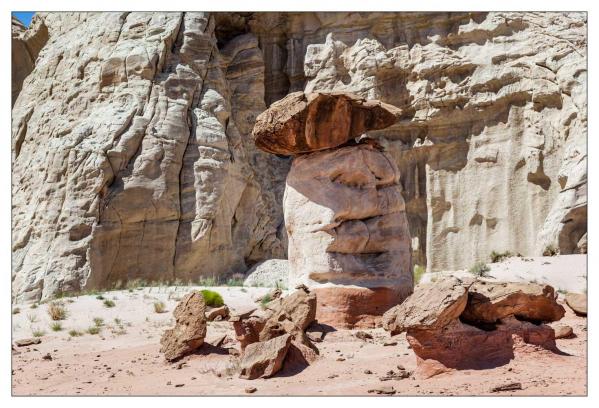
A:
[{"xmin": 12, "ymin": 12, "xmax": 587, "ymax": 300}]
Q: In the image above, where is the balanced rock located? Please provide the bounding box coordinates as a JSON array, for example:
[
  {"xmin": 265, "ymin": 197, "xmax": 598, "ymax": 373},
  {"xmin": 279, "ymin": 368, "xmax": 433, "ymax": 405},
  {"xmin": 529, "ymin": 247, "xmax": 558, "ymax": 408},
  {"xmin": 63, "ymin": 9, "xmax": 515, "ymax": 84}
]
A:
[
  {"xmin": 285, "ymin": 143, "xmax": 413, "ymax": 328},
  {"xmin": 160, "ymin": 292, "xmax": 207, "ymax": 361},
  {"xmin": 239, "ymin": 333, "xmax": 292, "ymax": 379},
  {"xmin": 382, "ymin": 277, "xmax": 472, "ymax": 335},
  {"xmin": 461, "ymin": 281, "xmax": 565, "ymax": 324},
  {"xmin": 565, "ymin": 292, "xmax": 587, "ymax": 316},
  {"xmin": 253, "ymin": 92, "xmax": 400, "ymax": 155}
]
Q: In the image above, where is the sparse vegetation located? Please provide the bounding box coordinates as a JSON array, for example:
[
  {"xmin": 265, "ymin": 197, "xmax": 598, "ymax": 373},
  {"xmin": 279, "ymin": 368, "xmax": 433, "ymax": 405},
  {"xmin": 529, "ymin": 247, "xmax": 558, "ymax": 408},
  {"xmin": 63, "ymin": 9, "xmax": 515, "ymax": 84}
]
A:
[
  {"xmin": 87, "ymin": 326, "xmax": 101, "ymax": 335},
  {"xmin": 32, "ymin": 328, "xmax": 46, "ymax": 337},
  {"xmin": 96, "ymin": 295, "xmax": 105, "ymax": 300},
  {"xmin": 103, "ymin": 299, "xmax": 116, "ymax": 308},
  {"xmin": 490, "ymin": 250, "xmax": 513, "ymax": 263},
  {"xmin": 200, "ymin": 289, "xmax": 224, "ymax": 307},
  {"xmin": 68, "ymin": 329, "xmax": 83, "ymax": 337},
  {"xmin": 12, "ymin": 307, "xmax": 20, "ymax": 315},
  {"xmin": 153, "ymin": 301, "xmax": 167, "ymax": 313},
  {"xmin": 50, "ymin": 322, "xmax": 63, "ymax": 331},
  {"xmin": 413, "ymin": 264, "xmax": 426, "ymax": 284},
  {"xmin": 260, "ymin": 294, "xmax": 272, "ymax": 309},
  {"xmin": 26, "ymin": 314, "xmax": 38, "ymax": 324},
  {"xmin": 196, "ymin": 276, "xmax": 218, "ymax": 287},
  {"xmin": 114, "ymin": 317, "xmax": 122, "ymax": 325},
  {"xmin": 30, "ymin": 303, "xmax": 38, "ymax": 309},
  {"xmin": 225, "ymin": 277, "xmax": 244, "ymax": 287},
  {"xmin": 469, "ymin": 261, "xmax": 491, "ymax": 277},
  {"xmin": 543, "ymin": 245, "xmax": 559, "ymax": 256},
  {"xmin": 93, "ymin": 317, "xmax": 104, "ymax": 327},
  {"xmin": 47, "ymin": 301, "xmax": 68, "ymax": 321}
]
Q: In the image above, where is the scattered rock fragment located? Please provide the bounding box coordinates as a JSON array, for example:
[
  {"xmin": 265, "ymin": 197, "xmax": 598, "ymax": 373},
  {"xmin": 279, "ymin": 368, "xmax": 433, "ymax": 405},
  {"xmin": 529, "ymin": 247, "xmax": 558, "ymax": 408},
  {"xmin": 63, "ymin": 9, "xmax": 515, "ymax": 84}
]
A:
[
  {"xmin": 355, "ymin": 331, "xmax": 373, "ymax": 341},
  {"xmin": 14, "ymin": 338, "xmax": 42, "ymax": 347},
  {"xmin": 565, "ymin": 292, "xmax": 587, "ymax": 316},
  {"xmin": 552, "ymin": 324, "xmax": 574, "ymax": 339},
  {"xmin": 382, "ymin": 277, "xmax": 472, "ymax": 335},
  {"xmin": 160, "ymin": 292, "xmax": 207, "ymax": 361},
  {"xmin": 491, "ymin": 382, "xmax": 523, "ymax": 393},
  {"xmin": 239, "ymin": 333, "xmax": 292, "ymax": 379},
  {"xmin": 42, "ymin": 353, "xmax": 52, "ymax": 361},
  {"xmin": 245, "ymin": 387, "xmax": 257, "ymax": 394},
  {"xmin": 461, "ymin": 281, "xmax": 565, "ymax": 324},
  {"xmin": 368, "ymin": 386, "xmax": 396, "ymax": 395},
  {"xmin": 206, "ymin": 305, "xmax": 230, "ymax": 321}
]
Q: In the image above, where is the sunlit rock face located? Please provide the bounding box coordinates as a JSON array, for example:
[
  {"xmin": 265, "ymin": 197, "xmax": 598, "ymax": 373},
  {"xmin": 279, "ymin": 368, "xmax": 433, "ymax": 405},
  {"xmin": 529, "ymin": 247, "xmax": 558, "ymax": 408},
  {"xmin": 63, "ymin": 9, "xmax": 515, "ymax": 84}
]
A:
[
  {"xmin": 284, "ymin": 144, "xmax": 412, "ymax": 291},
  {"xmin": 284, "ymin": 143, "xmax": 413, "ymax": 328},
  {"xmin": 12, "ymin": 12, "xmax": 587, "ymax": 301}
]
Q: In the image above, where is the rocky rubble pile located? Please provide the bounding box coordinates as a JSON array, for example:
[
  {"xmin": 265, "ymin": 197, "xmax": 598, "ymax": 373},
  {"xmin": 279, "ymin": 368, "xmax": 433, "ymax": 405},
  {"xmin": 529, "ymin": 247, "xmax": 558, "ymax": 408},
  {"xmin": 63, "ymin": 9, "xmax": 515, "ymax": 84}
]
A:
[
  {"xmin": 383, "ymin": 277, "xmax": 566, "ymax": 377},
  {"xmin": 160, "ymin": 287, "xmax": 319, "ymax": 379},
  {"xmin": 253, "ymin": 91, "xmax": 413, "ymax": 328},
  {"xmin": 232, "ymin": 286, "xmax": 319, "ymax": 379}
]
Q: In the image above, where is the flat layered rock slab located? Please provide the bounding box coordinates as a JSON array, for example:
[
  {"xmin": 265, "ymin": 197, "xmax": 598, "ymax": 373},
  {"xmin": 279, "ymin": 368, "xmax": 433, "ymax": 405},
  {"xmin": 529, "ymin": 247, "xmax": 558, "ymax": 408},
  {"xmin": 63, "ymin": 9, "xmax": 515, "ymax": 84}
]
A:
[{"xmin": 253, "ymin": 92, "xmax": 401, "ymax": 155}]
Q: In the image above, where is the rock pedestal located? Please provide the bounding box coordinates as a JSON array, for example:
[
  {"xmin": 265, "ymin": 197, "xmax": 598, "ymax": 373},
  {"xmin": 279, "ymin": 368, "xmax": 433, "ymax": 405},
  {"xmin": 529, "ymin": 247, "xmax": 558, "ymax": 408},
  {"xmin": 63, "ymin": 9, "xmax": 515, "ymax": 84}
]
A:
[{"xmin": 253, "ymin": 92, "xmax": 413, "ymax": 328}]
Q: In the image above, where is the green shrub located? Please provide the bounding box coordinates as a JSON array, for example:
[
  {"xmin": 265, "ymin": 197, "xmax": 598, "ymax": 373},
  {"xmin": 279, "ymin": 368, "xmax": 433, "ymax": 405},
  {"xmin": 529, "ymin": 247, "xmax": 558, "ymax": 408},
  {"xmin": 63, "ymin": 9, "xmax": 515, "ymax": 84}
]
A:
[
  {"xmin": 260, "ymin": 294, "xmax": 272, "ymax": 309},
  {"xmin": 30, "ymin": 303, "xmax": 38, "ymax": 309},
  {"xmin": 469, "ymin": 261, "xmax": 491, "ymax": 277},
  {"xmin": 103, "ymin": 299, "xmax": 116, "ymax": 308},
  {"xmin": 200, "ymin": 290, "xmax": 224, "ymax": 307},
  {"xmin": 50, "ymin": 322, "xmax": 63, "ymax": 331},
  {"xmin": 87, "ymin": 326, "xmax": 101, "ymax": 335},
  {"xmin": 490, "ymin": 250, "xmax": 512, "ymax": 263},
  {"xmin": 413, "ymin": 265, "xmax": 426, "ymax": 284},
  {"xmin": 93, "ymin": 317, "xmax": 104, "ymax": 327}
]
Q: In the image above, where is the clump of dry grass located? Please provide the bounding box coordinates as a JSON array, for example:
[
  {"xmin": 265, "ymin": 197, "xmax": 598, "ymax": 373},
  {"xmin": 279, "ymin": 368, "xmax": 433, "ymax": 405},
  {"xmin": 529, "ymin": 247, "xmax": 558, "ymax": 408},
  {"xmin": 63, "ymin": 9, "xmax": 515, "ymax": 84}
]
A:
[
  {"xmin": 68, "ymin": 329, "xmax": 83, "ymax": 337},
  {"xmin": 47, "ymin": 301, "xmax": 68, "ymax": 321},
  {"xmin": 86, "ymin": 326, "xmax": 101, "ymax": 335},
  {"xmin": 153, "ymin": 301, "xmax": 167, "ymax": 313}
]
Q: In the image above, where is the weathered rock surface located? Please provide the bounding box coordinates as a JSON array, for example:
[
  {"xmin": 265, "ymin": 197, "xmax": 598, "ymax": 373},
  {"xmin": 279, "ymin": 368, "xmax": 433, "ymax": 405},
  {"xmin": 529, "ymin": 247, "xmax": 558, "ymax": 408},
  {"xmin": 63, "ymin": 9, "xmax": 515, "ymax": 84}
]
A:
[
  {"xmin": 384, "ymin": 278, "xmax": 566, "ymax": 376},
  {"xmin": 551, "ymin": 324, "xmax": 574, "ymax": 339},
  {"xmin": 382, "ymin": 277, "xmax": 472, "ymax": 335},
  {"xmin": 284, "ymin": 143, "xmax": 412, "ymax": 289},
  {"xmin": 461, "ymin": 281, "xmax": 565, "ymax": 324},
  {"xmin": 252, "ymin": 91, "xmax": 400, "ymax": 155},
  {"xmin": 284, "ymin": 142, "xmax": 413, "ymax": 327},
  {"xmin": 565, "ymin": 292, "xmax": 587, "ymax": 316},
  {"xmin": 243, "ymin": 259, "xmax": 289, "ymax": 288},
  {"xmin": 12, "ymin": 12, "xmax": 587, "ymax": 300},
  {"xmin": 12, "ymin": 15, "xmax": 48, "ymax": 106},
  {"xmin": 407, "ymin": 317, "xmax": 558, "ymax": 376},
  {"xmin": 239, "ymin": 333, "xmax": 292, "ymax": 379},
  {"xmin": 160, "ymin": 292, "xmax": 207, "ymax": 361},
  {"xmin": 206, "ymin": 305, "xmax": 229, "ymax": 321}
]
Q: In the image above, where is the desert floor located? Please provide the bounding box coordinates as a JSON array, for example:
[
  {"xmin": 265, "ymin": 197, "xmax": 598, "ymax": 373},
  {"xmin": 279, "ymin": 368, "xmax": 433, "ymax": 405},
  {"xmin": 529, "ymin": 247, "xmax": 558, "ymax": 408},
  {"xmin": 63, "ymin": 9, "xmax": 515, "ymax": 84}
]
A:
[{"xmin": 12, "ymin": 256, "xmax": 587, "ymax": 396}]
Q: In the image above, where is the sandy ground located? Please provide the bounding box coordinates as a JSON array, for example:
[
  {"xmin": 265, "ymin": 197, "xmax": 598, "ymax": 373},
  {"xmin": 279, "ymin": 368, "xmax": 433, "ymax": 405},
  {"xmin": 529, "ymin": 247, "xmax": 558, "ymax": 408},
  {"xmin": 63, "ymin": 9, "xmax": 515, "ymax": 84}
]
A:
[
  {"xmin": 11, "ymin": 265, "xmax": 587, "ymax": 396},
  {"xmin": 420, "ymin": 254, "xmax": 587, "ymax": 293}
]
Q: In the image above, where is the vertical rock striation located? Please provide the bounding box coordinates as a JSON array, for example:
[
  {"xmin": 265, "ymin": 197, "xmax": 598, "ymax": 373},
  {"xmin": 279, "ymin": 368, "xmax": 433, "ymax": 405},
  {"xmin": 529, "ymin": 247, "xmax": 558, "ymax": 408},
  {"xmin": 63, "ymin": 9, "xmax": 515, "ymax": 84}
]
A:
[{"xmin": 12, "ymin": 12, "xmax": 587, "ymax": 300}]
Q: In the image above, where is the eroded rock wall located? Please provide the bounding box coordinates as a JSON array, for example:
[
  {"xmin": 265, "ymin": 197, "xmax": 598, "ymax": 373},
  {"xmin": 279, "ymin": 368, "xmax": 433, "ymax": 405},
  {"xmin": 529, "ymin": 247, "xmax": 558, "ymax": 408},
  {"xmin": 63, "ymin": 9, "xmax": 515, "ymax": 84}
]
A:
[
  {"xmin": 12, "ymin": 12, "xmax": 587, "ymax": 300},
  {"xmin": 12, "ymin": 12, "xmax": 288, "ymax": 301},
  {"xmin": 248, "ymin": 12, "xmax": 587, "ymax": 271}
]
